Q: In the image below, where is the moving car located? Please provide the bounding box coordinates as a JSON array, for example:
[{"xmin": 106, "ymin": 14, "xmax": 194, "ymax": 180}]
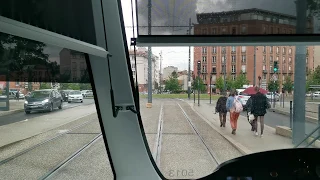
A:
[
  {"xmin": 81, "ymin": 90, "xmax": 93, "ymax": 97},
  {"xmin": 68, "ymin": 90, "xmax": 83, "ymax": 103},
  {"xmin": 24, "ymin": 89, "xmax": 63, "ymax": 114},
  {"xmin": 266, "ymin": 92, "xmax": 280, "ymax": 101},
  {"xmin": 60, "ymin": 90, "xmax": 73, "ymax": 102},
  {"xmin": 237, "ymin": 93, "xmax": 251, "ymax": 110}
]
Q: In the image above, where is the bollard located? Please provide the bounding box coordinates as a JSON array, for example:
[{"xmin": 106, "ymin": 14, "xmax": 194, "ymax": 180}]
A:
[
  {"xmin": 290, "ymin": 101, "xmax": 293, "ymax": 129},
  {"xmin": 282, "ymin": 94, "xmax": 285, "ymax": 108}
]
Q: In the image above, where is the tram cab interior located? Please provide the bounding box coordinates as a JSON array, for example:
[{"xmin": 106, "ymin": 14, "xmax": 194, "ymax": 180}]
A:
[{"xmin": 1, "ymin": 0, "xmax": 320, "ymax": 179}]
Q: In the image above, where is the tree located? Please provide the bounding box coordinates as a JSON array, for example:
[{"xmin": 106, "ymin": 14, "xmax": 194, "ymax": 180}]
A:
[
  {"xmin": 306, "ymin": 0, "xmax": 320, "ymax": 17},
  {"xmin": 164, "ymin": 72, "xmax": 181, "ymax": 93},
  {"xmin": 215, "ymin": 76, "xmax": 224, "ymax": 92},
  {"xmin": 225, "ymin": 75, "xmax": 234, "ymax": 91},
  {"xmin": 283, "ymin": 76, "xmax": 294, "ymax": 93},
  {"xmin": 233, "ymin": 73, "xmax": 250, "ymax": 89},
  {"xmin": 40, "ymin": 83, "xmax": 51, "ymax": 89},
  {"xmin": 192, "ymin": 77, "xmax": 206, "ymax": 93},
  {"xmin": 268, "ymin": 80, "xmax": 280, "ymax": 92}
]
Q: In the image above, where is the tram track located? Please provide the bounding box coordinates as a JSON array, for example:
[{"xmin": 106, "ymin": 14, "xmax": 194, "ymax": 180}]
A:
[{"xmin": 0, "ymin": 117, "xmax": 102, "ymax": 179}]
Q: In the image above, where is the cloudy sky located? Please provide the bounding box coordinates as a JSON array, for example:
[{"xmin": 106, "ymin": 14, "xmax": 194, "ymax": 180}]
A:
[{"xmin": 121, "ymin": 0, "xmax": 298, "ymax": 71}]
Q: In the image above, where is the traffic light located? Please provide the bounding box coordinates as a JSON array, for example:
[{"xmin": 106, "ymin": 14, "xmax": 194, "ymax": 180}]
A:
[
  {"xmin": 197, "ymin": 61, "xmax": 201, "ymax": 74},
  {"xmin": 273, "ymin": 61, "xmax": 278, "ymax": 73}
]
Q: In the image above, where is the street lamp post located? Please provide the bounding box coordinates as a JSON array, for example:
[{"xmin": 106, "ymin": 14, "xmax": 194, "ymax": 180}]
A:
[
  {"xmin": 223, "ymin": 51, "xmax": 226, "ymax": 94},
  {"xmin": 197, "ymin": 61, "xmax": 201, "ymax": 106},
  {"xmin": 210, "ymin": 73, "xmax": 213, "ymax": 104}
]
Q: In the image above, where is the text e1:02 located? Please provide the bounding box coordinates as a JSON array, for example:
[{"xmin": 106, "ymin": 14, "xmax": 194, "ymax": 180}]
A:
[{"xmin": 168, "ymin": 169, "xmax": 194, "ymax": 177}]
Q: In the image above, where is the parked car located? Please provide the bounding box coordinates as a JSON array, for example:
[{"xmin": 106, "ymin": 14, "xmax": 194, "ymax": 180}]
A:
[
  {"xmin": 24, "ymin": 89, "xmax": 63, "ymax": 114},
  {"xmin": 68, "ymin": 90, "xmax": 84, "ymax": 103},
  {"xmin": 60, "ymin": 90, "xmax": 73, "ymax": 102},
  {"xmin": 81, "ymin": 90, "xmax": 93, "ymax": 97},
  {"xmin": 266, "ymin": 92, "xmax": 280, "ymax": 101}
]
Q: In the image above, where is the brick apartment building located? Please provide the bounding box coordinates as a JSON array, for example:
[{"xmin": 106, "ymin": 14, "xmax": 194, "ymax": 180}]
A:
[{"xmin": 193, "ymin": 8, "xmax": 314, "ymax": 92}]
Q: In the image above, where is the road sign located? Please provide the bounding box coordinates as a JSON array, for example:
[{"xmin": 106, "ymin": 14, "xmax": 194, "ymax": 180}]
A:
[{"xmin": 272, "ymin": 74, "xmax": 277, "ymax": 81}]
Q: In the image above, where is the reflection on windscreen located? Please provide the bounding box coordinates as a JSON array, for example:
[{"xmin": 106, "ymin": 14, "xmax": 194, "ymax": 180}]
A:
[{"xmin": 30, "ymin": 91, "xmax": 50, "ymax": 98}]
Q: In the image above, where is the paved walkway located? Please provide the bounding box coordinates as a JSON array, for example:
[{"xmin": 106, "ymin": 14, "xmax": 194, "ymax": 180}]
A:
[
  {"xmin": 0, "ymin": 100, "xmax": 24, "ymax": 116},
  {"xmin": 183, "ymin": 99, "xmax": 295, "ymax": 155}
]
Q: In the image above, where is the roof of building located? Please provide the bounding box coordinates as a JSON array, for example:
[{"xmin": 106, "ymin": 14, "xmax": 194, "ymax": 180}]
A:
[{"xmin": 196, "ymin": 8, "xmax": 311, "ymax": 24}]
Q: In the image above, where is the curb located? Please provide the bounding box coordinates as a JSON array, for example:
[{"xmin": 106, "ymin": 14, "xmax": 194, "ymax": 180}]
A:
[
  {"xmin": 0, "ymin": 109, "xmax": 24, "ymax": 117},
  {"xmin": 269, "ymin": 108, "xmax": 318, "ymax": 124},
  {"xmin": 183, "ymin": 100, "xmax": 253, "ymax": 155}
]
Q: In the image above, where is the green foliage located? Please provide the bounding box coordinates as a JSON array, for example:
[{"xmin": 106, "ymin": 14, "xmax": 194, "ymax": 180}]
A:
[
  {"xmin": 215, "ymin": 76, "xmax": 224, "ymax": 91},
  {"xmin": 233, "ymin": 73, "xmax": 250, "ymax": 89},
  {"xmin": 59, "ymin": 83, "xmax": 87, "ymax": 90},
  {"xmin": 192, "ymin": 77, "xmax": 206, "ymax": 93},
  {"xmin": 225, "ymin": 75, "xmax": 234, "ymax": 91},
  {"xmin": 306, "ymin": 66, "xmax": 320, "ymax": 91},
  {"xmin": 282, "ymin": 76, "xmax": 294, "ymax": 93},
  {"xmin": 40, "ymin": 83, "xmax": 51, "ymax": 89},
  {"xmin": 165, "ymin": 72, "xmax": 181, "ymax": 93},
  {"xmin": 306, "ymin": 0, "xmax": 320, "ymax": 17},
  {"xmin": 268, "ymin": 80, "xmax": 280, "ymax": 92}
]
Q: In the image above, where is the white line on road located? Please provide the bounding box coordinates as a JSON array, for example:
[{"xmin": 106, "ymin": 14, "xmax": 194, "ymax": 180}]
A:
[{"xmin": 153, "ymin": 103, "xmax": 164, "ymax": 168}]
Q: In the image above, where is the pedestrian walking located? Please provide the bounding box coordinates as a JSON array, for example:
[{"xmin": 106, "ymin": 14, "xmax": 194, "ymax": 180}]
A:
[
  {"xmin": 226, "ymin": 90, "xmax": 243, "ymax": 135},
  {"xmin": 246, "ymin": 95, "xmax": 256, "ymax": 131},
  {"xmin": 251, "ymin": 86, "xmax": 271, "ymax": 137},
  {"xmin": 215, "ymin": 92, "xmax": 228, "ymax": 127},
  {"xmin": 16, "ymin": 91, "xmax": 20, "ymax": 101}
]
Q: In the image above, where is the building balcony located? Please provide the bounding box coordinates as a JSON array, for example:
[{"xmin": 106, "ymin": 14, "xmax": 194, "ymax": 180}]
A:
[
  {"xmin": 263, "ymin": 70, "xmax": 268, "ymax": 74},
  {"xmin": 201, "ymin": 71, "xmax": 207, "ymax": 74},
  {"xmin": 231, "ymin": 71, "xmax": 236, "ymax": 74}
]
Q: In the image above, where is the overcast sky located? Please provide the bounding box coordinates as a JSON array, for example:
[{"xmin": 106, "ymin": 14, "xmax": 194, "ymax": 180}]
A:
[{"xmin": 121, "ymin": 0, "xmax": 298, "ymax": 71}]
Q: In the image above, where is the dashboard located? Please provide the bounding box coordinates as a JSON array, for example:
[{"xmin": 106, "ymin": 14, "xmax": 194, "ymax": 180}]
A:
[{"xmin": 204, "ymin": 148, "xmax": 320, "ymax": 180}]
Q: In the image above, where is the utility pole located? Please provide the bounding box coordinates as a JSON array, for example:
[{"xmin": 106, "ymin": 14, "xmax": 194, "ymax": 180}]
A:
[
  {"xmin": 253, "ymin": 46, "xmax": 256, "ymax": 86},
  {"xmin": 292, "ymin": 0, "xmax": 307, "ymax": 144},
  {"xmin": 223, "ymin": 50, "xmax": 226, "ymax": 93},
  {"xmin": 147, "ymin": 0, "xmax": 152, "ymax": 107},
  {"xmin": 187, "ymin": 18, "xmax": 192, "ymax": 100},
  {"xmin": 159, "ymin": 51, "xmax": 162, "ymax": 94}
]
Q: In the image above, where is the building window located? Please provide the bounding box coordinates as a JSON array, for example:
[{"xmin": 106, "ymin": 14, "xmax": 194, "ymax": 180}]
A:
[
  {"xmin": 276, "ymin": 47, "xmax": 279, "ymax": 53},
  {"xmin": 212, "ymin": 46, "xmax": 217, "ymax": 53},
  {"xmin": 232, "ymin": 75, "xmax": 236, "ymax": 80},
  {"xmin": 242, "ymin": 55, "xmax": 246, "ymax": 63},
  {"xmin": 241, "ymin": 65, "xmax": 246, "ymax": 73},
  {"xmin": 222, "ymin": 47, "xmax": 226, "ymax": 53},
  {"xmin": 241, "ymin": 26, "xmax": 247, "ymax": 34},
  {"xmin": 222, "ymin": 56, "xmax": 225, "ymax": 63},
  {"xmin": 232, "ymin": 65, "xmax": 236, "ymax": 73},
  {"xmin": 212, "ymin": 56, "xmax": 216, "ymax": 63},
  {"xmin": 270, "ymin": 46, "xmax": 273, "ymax": 53},
  {"xmin": 276, "ymin": 56, "xmax": 279, "ymax": 61},
  {"xmin": 270, "ymin": 65, "xmax": 273, "ymax": 71},
  {"xmin": 270, "ymin": 56, "xmax": 273, "ymax": 62},
  {"xmin": 203, "ymin": 75, "xmax": 207, "ymax": 81},
  {"xmin": 282, "ymin": 47, "xmax": 286, "ymax": 54},
  {"xmin": 306, "ymin": 57, "xmax": 308, "ymax": 63},
  {"xmin": 283, "ymin": 57, "xmax": 286, "ymax": 63},
  {"xmin": 212, "ymin": 67, "xmax": 217, "ymax": 73},
  {"xmin": 263, "ymin": 74, "xmax": 266, "ymax": 79},
  {"xmin": 15, "ymin": 80, "xmax": 20, "ymax": 86},
  {"xmin": 202, "ymin": 56, "xmax": 207, "ymax": 63},
  {"xmin": 263, "ymin": 46, "xmax": 266, "ymax": 53},
  {"xmin": 289, "ymin": 48, "xmax": 292, "ymax": 54},
  {"xmin": 212, "ymin": 28, "xmax": 217, "ymax": 34},
  {"xmin": 202, "ymin": 66, "xmax": 206, "ymax": 73},
  {"xmin": 221, "ymin": 65, "xmax": 226, "ymax": 73},
  {"xmin": 289, "ymin": 66, "xmax": 292, "ymax": 71},
  {"xmin": 232, "ymin": 27, "xmax": 236, "ymax": 34},
  {"xmin": 202, "ymin": 47, "xmax": 207, "ymax": 54},
  {"xmin": 289, "ymin": 57, "xmax": 292, "ymax": 64},
  {"xmin": 232, "ymin": 46, "xmax": 236, "ymax": 52},
  {"xmin": 283, "ymin": 65, "xmax": 286, "ymax": 71},
  {"xmin": 263, "ymin": 65, "xmax": 266, "ymax": 70},
  {"xmin": 221, "ymin": 27, "xmax": 227, "ymax": 34},
  {"xmin": 241, "ymin": 46, "xmax": 246, "ymax": 52},
  {"xmin": 263, "ymin": 55, "xmax": 266, "ymax": 63},
  {"xmin": 202, "ymin": 28, "xmax": 207, "ymax": 34},
  {"xmin": 232, "ymin": 56, "xmax": 236, "ymax": 63}
]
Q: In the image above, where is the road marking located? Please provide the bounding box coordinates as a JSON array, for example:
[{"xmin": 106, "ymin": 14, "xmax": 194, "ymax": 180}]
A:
[{"xmin": 153, "ymin": 103, "xmax": 164, "ymax": 168}]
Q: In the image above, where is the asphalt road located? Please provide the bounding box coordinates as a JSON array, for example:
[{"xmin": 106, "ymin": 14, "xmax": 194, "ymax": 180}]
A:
[
  {"xmin": 240, "ymin": 110, "xmax": 318, "ymax": 136},
  {"xmin": 0, "ymin": 99, "xmax": 95, "ymax": 126}
]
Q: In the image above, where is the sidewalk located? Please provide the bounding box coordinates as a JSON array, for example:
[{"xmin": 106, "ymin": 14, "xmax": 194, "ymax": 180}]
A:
[
  {"xmin": 184, "ymin": 99, "xmax": 295, "ymax": 155},
  {"xmin": 0, "ymin": 100, "xmax": 24, "ymax": 116}
]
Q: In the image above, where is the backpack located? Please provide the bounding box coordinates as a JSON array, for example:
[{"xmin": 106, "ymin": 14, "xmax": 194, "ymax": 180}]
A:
[{"xmin": 233, "ymin": 97, "xmax": 243, "ymax": 113}]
